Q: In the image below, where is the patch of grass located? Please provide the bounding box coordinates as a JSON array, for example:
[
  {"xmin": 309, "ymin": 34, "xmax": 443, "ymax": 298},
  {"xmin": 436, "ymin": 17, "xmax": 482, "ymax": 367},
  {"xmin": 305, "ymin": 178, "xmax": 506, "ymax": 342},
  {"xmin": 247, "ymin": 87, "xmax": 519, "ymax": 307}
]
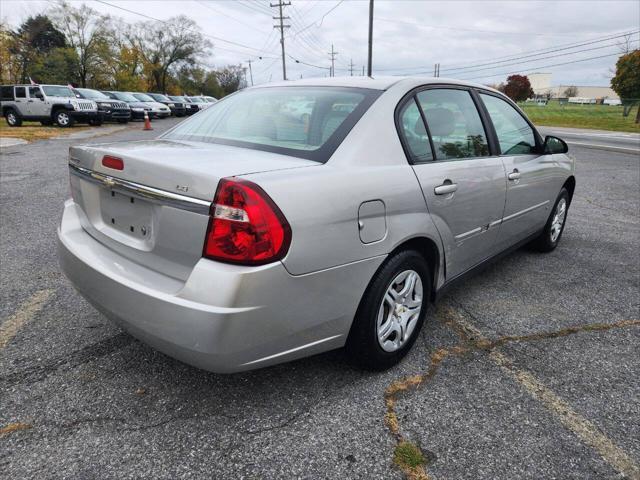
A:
[
  {"xmin": 394, "ymin": 441, "xmax": 425, "ymax": 469},
  {"xmin": 519, "ymin": 101, "xmax": 640, "ymax": 133},
  {"xmin": 0, "ymin": 120, "xmax": 91, "ymax": 142}
]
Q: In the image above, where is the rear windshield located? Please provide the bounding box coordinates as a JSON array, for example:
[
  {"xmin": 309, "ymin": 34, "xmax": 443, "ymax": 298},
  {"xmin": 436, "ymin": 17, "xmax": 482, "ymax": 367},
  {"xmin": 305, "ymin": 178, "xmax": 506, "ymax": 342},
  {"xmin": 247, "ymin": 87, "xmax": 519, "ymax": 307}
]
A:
[
  {"xmin": 42, "ymin": 86, "xmax": 74, "ymax": 98},
  {"xmin": 163, "ymin": 87, "xmax": 380, "ymax": 162}
]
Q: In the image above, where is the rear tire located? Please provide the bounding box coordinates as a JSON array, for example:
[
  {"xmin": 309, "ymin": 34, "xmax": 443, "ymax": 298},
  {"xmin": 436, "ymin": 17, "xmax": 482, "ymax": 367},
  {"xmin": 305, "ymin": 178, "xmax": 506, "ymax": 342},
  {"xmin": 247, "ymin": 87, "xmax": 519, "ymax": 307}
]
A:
[
  {"xmin": 5, "ymin": 109, "xmax": 22, "ymax": 127},
  {"xmin": 346, "ymin": 250, "xmax": 430, "ymax": 370},
  {"xmin": 54, "ymin": 110, "xmax": 74, "ymax": 128},
  {"xmin": 529, "ymin": 188, "xmax": 570, "ymax": 252}
]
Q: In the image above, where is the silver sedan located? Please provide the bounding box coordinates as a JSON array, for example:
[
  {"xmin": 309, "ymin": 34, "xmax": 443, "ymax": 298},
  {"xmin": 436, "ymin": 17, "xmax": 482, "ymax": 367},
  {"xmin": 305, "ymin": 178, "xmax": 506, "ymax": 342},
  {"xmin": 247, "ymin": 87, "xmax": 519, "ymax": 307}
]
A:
[{"xmin": 58, "ymin": 77, "xmax": 575, "ymax": 373}]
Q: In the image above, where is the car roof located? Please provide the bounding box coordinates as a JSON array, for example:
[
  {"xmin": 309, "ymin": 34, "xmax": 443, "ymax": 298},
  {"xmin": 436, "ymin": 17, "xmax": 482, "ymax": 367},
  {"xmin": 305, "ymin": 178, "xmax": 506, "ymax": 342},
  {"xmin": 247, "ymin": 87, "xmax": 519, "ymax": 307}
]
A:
[{"xmin": 249, "ymin": 75, "xmax": 497, "ymax": 93}]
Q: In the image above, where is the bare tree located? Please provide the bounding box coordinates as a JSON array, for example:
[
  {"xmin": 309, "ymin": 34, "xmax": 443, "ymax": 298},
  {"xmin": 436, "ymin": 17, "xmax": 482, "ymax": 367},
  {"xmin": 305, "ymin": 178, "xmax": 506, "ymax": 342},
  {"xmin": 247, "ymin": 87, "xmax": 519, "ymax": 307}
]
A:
[
  {"xmin": 563, "ymin": 86, "xmax": 578, "ymax": 97},
  {"xmin": 132, "ymin": 16, "xmax": 211, "ymax": 92},
  {"xmin": 50, "ymin": 1, "xmax": 110, "ymax": 87}
]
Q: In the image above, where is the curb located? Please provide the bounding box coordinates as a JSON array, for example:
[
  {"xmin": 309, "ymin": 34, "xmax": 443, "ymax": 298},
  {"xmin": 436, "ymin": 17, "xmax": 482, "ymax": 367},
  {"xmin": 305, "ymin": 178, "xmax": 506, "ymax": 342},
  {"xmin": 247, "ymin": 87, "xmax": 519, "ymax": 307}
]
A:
[{"xmin": 566, "ymin": 141, "xmax": 640, "ymax": 155}]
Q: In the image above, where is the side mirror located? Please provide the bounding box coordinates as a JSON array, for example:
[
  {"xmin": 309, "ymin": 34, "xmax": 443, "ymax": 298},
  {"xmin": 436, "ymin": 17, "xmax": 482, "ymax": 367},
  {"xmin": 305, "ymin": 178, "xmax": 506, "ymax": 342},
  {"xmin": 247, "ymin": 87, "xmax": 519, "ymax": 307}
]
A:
[
  {"xmin": 543, "ymin": 135, "xmax": 568, "ymax": 154},
  {"xmin": 35, "ymin": 92, "xmax": 44, "ymax": 100}
]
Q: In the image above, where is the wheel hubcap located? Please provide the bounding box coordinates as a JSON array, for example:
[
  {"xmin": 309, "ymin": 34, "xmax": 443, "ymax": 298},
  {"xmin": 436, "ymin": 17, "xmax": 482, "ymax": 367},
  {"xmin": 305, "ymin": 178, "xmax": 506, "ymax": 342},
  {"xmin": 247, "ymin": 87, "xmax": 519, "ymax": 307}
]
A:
[
  {"xmin": 377, "ymin": 270, "xmax": 423, "ymax": 352},
  {"xmin": 8, "ymin": 113, "xmax": 15, "ymax": 124},
  {"xmin": 550, "ymin": 198, "xmax": 567, "ymax": 242},
  {"xmin": 58, "ymin": 113, "xmax": 69, "ymax": 125}
]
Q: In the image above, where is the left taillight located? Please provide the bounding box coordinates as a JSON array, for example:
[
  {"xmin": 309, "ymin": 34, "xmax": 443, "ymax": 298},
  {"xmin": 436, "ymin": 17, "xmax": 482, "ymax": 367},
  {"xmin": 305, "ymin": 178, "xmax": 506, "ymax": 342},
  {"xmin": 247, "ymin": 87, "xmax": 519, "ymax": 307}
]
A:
[{"xmin": 203, "ymin": 178, "xmax": 291, "ymax": 266}]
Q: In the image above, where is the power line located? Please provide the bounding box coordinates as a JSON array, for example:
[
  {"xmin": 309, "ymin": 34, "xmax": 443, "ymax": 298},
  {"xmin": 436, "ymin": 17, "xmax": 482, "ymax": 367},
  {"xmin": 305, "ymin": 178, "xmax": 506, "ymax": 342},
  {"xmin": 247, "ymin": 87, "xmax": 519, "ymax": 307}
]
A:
[
  {"xmin": 461, "ymin": 52, "xmax": 625, "ymax": 81},
  {"xmin": 374, "ymin": 29, "xmax": 639, "ymax": 74},
  {"xmin": 93, "ymin": 0, "xmax": 277, "ymax": 59},
  {"xmin": 377, "ymin": 16, "xmax": 590, "ymax": 38}
]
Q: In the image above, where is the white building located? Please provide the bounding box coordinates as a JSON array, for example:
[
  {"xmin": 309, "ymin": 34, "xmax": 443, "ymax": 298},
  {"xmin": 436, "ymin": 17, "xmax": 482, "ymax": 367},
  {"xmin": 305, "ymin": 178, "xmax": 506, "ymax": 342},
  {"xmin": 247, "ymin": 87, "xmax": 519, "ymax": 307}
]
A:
[{"xmin": 527, "ymin": 72, "xmax": 619, "ymax": 100}]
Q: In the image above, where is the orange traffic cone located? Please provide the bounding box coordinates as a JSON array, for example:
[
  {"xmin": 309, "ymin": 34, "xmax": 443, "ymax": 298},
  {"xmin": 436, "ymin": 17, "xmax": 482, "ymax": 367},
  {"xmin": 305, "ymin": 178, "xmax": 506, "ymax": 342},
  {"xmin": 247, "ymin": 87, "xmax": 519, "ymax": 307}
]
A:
[{"xmin": 143, "ymin": 111, "xmax": 153, "ymax": 131}]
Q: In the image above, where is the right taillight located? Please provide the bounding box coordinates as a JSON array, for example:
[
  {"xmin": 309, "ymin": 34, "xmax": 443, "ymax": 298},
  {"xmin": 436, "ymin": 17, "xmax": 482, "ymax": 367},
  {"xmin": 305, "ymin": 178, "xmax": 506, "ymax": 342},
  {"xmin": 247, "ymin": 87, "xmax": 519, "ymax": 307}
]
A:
[{"xmin": 203, "ymin": 178, "xmax": 291, "ymax": 266}]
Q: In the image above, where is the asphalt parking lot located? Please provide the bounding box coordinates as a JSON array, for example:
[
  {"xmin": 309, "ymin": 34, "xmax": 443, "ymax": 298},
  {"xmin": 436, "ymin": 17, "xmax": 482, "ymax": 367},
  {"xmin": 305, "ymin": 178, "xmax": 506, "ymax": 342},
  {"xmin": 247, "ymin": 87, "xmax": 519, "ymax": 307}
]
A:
[{"xmin": 1, "ymin": 118, "xmax": 638, "ymax": 479}]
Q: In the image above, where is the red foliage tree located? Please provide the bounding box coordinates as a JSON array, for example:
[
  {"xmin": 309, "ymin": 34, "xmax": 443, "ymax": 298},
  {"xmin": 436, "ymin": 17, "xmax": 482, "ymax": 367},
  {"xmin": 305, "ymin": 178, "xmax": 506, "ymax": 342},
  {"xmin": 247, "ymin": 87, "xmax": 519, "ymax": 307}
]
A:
[{"xmin": 503, "ymin": 74, "xmax": 534, "ymax": 102}]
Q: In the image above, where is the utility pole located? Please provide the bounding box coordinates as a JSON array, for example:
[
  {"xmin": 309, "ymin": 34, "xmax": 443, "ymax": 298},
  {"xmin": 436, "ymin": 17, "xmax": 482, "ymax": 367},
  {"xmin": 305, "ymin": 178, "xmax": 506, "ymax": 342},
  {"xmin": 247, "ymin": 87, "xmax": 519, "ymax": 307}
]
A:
[
  {"xmin": 271, "ymin": 1, "xmax": 290, "ymax": 80},
  {"xmin": 328, "ymin": 44, "xmax": 338, "ymax": 77},
  {"xmin": 349, "ymin": 58, "xmax": 355, "ymax": 76},
  {"xmin": 362, "ymin": 65, "xmax": 365, "ymax": 76},
  {"xmin": 367, "ymin": 0, "xmax": 374, "ymax": 76},
  {"xmin": 246, "ymin": 59, "xmax": 254, "ymax": 86}
]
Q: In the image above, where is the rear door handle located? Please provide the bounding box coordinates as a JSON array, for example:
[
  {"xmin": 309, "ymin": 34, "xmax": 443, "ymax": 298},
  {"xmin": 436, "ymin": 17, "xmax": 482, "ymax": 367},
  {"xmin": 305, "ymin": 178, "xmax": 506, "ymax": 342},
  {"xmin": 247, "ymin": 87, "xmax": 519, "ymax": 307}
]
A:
[
  {"xmin": 508, "ymin": 169, "xmax": 521, "ymax": 181},
  {"xmin": 434, "ymin": 181, "xmax": 458, "ymax": 195}
]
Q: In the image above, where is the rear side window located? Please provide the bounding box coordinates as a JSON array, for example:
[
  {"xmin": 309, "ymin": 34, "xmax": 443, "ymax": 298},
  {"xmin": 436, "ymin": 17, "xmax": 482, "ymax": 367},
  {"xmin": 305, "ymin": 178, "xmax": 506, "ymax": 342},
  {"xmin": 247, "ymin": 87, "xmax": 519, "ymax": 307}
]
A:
[
  {"xmin": 164, "ymin": 87, "xmax": 381, "ymax": 162},
  {"xmin": 1, "ymin": 86, "xmax": 14, "ymax": 100},
  {"xmin": 416, "ymin": 89, "xmax": 489, "ymax": 160},
  {"xmin": 15, "ymin": 87, "xmax": 26, "ymax": 98},
  {"xmin": 398, "ymin": 98, "xmax": 433, "ymax": 162},
  {"xmin": 480, "ymin": 93, "xmax": 536, "ymax": 155}
]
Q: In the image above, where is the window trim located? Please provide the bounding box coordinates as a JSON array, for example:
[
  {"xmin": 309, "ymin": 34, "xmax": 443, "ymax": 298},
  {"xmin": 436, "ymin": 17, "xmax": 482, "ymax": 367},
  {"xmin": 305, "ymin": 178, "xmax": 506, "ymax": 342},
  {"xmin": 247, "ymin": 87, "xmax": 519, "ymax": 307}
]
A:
[
  {"xmin": 394, "ymin": 83, "xmax": 498, "ymax": 165},
  {"xmin": 474, "ymin": 88, "xmax": 544, "ymax": 155}
]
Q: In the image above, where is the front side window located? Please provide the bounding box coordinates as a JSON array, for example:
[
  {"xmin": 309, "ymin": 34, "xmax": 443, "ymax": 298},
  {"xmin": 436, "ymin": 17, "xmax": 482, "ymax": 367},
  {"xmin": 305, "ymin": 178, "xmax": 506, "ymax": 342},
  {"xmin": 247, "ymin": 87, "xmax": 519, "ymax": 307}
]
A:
[
  {"xmin": 480, "ymin": 93, "xmax": 537, "ymax": 155},
  {"xmin": 398, "ymin": 98, "xmax": 433, "ymax": 162},
  {"xmin": 164, "ymin": 87, "xmax": 379, "ymax": 162},
  {"xmin": 28, "ymin": 86, "xmax": 42, "ymax": 98},
  {"xmin": 416, "ymin": 89, "xmax": 489, "ymax": 160}
]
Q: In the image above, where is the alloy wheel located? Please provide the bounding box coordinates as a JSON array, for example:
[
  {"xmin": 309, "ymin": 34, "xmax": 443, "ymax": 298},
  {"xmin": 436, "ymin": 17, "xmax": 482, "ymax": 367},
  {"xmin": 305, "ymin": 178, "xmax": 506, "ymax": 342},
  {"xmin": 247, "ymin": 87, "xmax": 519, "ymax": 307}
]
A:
[
  {"xmin": 550, "ymin": 198, "xmax": 567, "ymax": 242},
  {"xmin": 57, "ymin": 112, "xmax": 70, "ymax": 126},
  {"xmin": 377, "ymin": 270, "xmax": 423, "ymax": 352}
]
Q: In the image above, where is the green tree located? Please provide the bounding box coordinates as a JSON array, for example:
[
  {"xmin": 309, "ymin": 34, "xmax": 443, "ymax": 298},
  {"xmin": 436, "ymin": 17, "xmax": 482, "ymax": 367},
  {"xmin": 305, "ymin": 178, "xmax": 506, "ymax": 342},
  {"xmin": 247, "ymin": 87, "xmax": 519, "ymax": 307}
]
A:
[
  {"xmin": 29, "ymin": 47, "xmax": 80, "ymax": 84},
  {"xmin": 215, "ymin": 65, "xmax": 244, "ymax": 96},
  {"xmin": 611, "ymin": 49, "xmax": 640, "ymax": 122},
  {"xmin": 503, "ymin": 74, "xmax": 534, "ymax": 102},
  {"xmin": 9, "ymin": 15, "xmax": 67, "ymax": 83}
]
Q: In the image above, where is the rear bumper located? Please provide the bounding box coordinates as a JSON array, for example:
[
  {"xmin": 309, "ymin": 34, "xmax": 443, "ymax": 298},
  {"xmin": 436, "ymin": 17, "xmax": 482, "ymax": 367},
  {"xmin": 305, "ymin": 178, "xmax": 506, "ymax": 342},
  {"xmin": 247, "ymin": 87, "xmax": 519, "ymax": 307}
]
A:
[{"xmin": 57, "ymin": 200, "xmax": 383, "ymax": 373}]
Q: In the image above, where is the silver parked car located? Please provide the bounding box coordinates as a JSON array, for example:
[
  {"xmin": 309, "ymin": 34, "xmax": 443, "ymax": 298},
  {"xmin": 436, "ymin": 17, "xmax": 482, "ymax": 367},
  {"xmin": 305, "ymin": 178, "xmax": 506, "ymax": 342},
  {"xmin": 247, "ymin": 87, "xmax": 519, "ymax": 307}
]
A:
[{"xmin": 58, "ymin": 77, "xmax": 575, "ymax": 373}]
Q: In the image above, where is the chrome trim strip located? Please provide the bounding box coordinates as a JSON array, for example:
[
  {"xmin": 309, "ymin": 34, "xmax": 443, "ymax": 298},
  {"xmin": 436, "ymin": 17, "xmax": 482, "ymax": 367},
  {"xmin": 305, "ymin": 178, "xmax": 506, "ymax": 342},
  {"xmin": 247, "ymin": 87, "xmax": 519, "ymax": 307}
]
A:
[
  {"xmin": 454, "ymin": 226, "xmax": 482, "ymax": 241},
  {"xmin": 502, "ymin": 200, "xmax": 550, "ymax": 224},
  {"xmin": 241, "ymin": 334, "xmax": 344, "ymax": 366},
  {"xmin": 69, "ymin": 163, "xmax": 211, "ymax": 215}
]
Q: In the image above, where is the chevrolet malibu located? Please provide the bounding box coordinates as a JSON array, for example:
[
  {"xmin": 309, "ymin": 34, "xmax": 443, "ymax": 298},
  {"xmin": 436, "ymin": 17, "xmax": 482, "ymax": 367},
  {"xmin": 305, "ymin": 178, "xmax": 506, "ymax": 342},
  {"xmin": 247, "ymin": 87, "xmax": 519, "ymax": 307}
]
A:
[{"xmin": 58, "ymin": 77, "xmax": 575, "ymax": 373}]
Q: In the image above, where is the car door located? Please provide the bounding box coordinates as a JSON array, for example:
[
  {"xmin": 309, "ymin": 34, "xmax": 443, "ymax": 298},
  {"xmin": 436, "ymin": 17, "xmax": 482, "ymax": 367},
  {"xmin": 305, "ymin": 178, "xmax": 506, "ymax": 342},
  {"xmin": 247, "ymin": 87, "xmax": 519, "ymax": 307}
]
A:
[
  {"xmin": 477, "ymin": 92, "xmax": 555, "ymax": 251},
  {"xmin": 399, "ymin": 87, "xmax": 506, "ymax": 279},
  {"xmin": 28, "ymin": 86, "xmax": 47, "ymax": 117}
]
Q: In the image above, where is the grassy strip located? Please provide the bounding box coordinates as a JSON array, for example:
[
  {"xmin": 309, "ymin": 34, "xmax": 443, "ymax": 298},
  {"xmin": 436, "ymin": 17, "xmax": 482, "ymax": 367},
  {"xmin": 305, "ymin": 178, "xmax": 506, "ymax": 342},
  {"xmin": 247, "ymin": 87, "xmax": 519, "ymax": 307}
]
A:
[
  {"xmin": 519, "ymin": 102, "xmax": 640, "ymax": 133},
  {"xmin": 0, "ymin": 121, "xmax": 92, "ymax": 142}
]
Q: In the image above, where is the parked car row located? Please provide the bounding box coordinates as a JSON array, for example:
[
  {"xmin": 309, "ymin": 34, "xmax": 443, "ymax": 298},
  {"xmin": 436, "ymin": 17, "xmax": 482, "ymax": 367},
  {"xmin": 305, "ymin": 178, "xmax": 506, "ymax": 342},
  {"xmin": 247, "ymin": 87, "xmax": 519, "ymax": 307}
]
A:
[{"xmin": 0, "ymin": 83, "xmax": 218, "ymax": 128}]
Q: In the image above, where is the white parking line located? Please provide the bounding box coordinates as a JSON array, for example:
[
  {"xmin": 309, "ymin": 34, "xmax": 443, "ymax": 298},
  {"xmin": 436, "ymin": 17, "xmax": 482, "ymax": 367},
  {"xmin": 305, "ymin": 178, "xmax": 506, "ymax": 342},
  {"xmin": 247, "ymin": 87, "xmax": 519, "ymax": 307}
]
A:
[
  {"xmin": 457, "ymin": 318, "xmax": 640, "ymax": 479},
  {"xmin": 0, "ymin": 289, "xmax": 54, "ymax": 350}
]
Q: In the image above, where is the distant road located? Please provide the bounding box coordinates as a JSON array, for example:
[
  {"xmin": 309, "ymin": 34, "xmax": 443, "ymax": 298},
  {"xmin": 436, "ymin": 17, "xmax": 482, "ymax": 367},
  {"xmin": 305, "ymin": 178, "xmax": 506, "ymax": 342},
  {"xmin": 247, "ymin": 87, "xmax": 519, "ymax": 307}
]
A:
[{"xmin": 538, "ymin": 126, "xmax": 640, "ymax": 155}]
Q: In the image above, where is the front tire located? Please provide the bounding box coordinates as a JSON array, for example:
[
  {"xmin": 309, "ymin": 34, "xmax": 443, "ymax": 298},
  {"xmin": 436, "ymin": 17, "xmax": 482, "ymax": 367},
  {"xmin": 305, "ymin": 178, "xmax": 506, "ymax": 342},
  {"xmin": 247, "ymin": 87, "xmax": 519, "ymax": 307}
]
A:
[
  {"xmin": 54, "ymin": 110, "xmax": 74, "ymax": 128},
  {"xmin": 5, "ymin": 109, "xmax": 22, "ymax": 127},
  {"xmin": 530, "ymin": 188, "xmax": 570, "ymax": 252},
  {"xmin": 89, "ymin": 119, "xmax": 103, "ymax": 126},
  {"xmin": 346, "ymin": 250, "xmax": 430, "ymax": 370}
]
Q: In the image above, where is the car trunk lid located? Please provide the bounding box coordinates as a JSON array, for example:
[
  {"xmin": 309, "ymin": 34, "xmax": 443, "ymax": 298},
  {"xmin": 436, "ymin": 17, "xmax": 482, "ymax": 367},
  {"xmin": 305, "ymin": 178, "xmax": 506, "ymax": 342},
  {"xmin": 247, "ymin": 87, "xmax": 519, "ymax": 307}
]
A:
[{"xmin": 68, "ymin": 139, "xmax": 318, "ymax": 280}]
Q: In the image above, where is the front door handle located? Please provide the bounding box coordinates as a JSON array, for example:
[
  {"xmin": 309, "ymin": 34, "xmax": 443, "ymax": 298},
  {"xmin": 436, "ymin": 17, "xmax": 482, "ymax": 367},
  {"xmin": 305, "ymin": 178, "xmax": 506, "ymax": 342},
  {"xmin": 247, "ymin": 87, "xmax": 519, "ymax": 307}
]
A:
[
  {"xmin": 508, "ymin": 169, "xmax": 521, "ymax": 181},
  {"xmin": 434, "ymin": 180, "xmax": 458, "ymax": 195}
]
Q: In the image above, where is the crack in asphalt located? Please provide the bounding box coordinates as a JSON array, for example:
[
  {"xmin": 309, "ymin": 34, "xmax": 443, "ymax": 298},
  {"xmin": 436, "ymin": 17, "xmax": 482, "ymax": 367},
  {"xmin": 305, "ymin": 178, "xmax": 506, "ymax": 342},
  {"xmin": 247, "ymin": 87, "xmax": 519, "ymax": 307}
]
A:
[
  {"xmin": 383, "ymin": 303, "xmax": 640, "ymax": 480},
  {"xmin": 0, "ymin": 332, "xmax": 135, "ymax": 389}
]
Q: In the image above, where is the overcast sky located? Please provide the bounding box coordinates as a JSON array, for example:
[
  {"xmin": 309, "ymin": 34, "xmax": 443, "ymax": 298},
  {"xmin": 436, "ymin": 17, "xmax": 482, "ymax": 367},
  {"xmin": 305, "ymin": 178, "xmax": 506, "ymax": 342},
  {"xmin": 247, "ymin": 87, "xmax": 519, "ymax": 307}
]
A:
[{"xmin": 2, "ymin": 0, "xmax": 639, "ymax": 86}]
